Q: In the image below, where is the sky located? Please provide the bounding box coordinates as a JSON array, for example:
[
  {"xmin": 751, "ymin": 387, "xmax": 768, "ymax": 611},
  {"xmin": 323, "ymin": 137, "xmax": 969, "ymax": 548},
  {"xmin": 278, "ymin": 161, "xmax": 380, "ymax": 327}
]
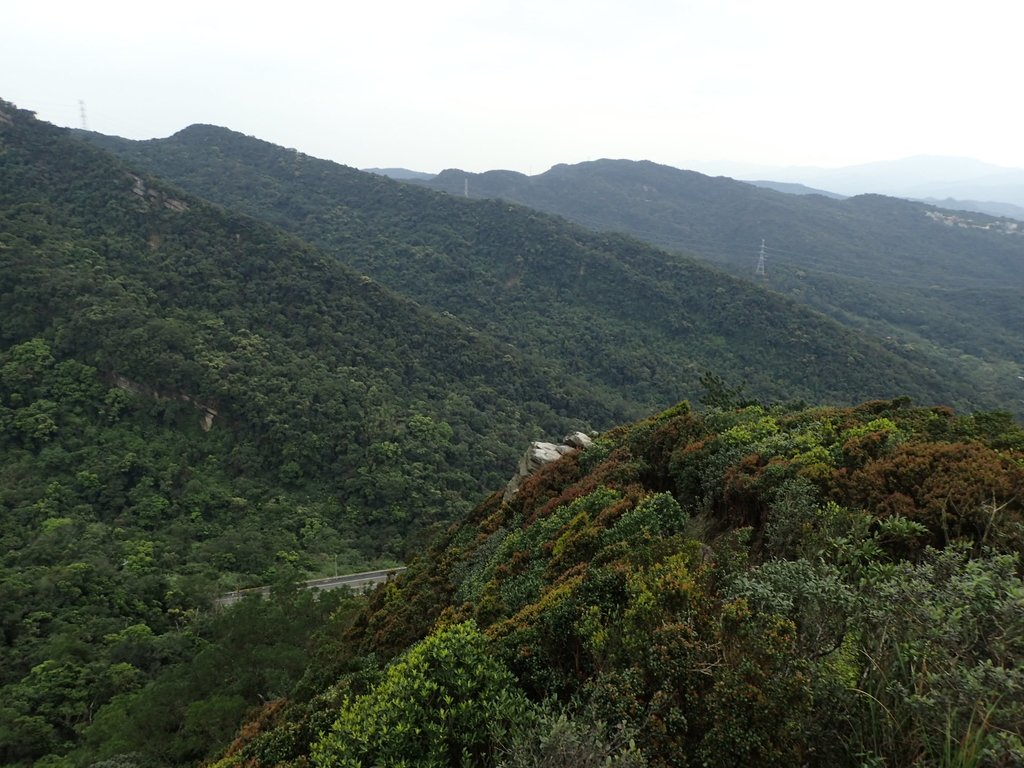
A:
[{"xmin": 4, "ymin": 0, "xmax": 1024, "ymax": 176}]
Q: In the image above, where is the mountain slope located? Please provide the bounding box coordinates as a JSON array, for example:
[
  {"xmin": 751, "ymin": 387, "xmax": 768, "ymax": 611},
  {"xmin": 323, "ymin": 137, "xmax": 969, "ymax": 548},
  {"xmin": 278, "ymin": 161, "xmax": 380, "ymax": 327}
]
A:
[
  {"xmin": 413, "ymin": 158, "xmax": 1024, "ymax": 414},
  {"xmin": 80, "ymin": 126, "xmax": 994, "ymax": 414},
  {"xmin": 209, "ymin": 397, "xmax": 1024, "ymax": 768},
  {"xmin": 3, "ymin": 103, "xmax": 623, "ymax": 540},
  {"xmin": 916, "ymin": 195, "xmax": 1024, "ymax": 221},
  {"xmin": 0, "ymin": 100, "xmax": 625, "ymax": 764}
]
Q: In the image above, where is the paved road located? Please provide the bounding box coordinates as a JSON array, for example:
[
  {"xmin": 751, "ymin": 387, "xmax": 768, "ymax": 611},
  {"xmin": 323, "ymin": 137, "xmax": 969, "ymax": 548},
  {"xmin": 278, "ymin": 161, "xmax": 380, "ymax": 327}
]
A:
[{"xmin": 213, "ymin": 567, "xmax": 405, "ymax": 608}]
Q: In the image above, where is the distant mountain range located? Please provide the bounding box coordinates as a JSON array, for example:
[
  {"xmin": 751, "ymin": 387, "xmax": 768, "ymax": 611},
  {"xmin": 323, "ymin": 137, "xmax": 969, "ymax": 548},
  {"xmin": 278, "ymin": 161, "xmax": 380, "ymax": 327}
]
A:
[
  {"xmin": 914, "ymin": 196, "xmax": 1024, "ymax": 221},
  {"xmin": 80, "ymin": 126, "xmax": 971, "ymax": 414},
  {"xmin": 725, "ymin": 155, "xmax": 1024, "ymax": 218},
  {"xmin": 772, "ymin": 155, "xmax": 1024, "ymax": 204},
  {"xmin": 747, "ymin": 178, "xmax": 1024, "ymax": 221},
  {"xmin": 744, "ymin": 180, "xmax": 846, "ymax": 199},
  {"xmin": 82, "ymin": 130, "xmax": 1024, "ymax": 416},
  {"xmin": 410, "ymin": 158, "xmax": 1023, "ymax": 416},
  {"xmin": 363, "ymin": 167, "xmax": 437, "ymax": 181},
  {"xmin": 369, "ymin": 156, "xmax": 1024, "ymax": 220}
]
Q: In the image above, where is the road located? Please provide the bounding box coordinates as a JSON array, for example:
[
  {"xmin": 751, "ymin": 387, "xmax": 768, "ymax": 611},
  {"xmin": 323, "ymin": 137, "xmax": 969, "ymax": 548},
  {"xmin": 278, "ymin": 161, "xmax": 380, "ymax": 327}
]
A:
[{"xmin": 213, "ymin": 567, "xmax": 406, "ymax": 608}]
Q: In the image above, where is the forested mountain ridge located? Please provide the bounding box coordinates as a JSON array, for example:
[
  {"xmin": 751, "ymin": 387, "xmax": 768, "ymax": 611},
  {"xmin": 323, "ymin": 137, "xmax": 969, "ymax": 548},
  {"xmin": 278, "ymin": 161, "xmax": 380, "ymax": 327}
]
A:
[
  {"xmin": 422, "ymin": 157, "xmax": 1023, "ymax": 287},
  {"xmin": 0, "ymin": 100, "xmax": 626, "ymax": 765},
  {"xmin": 79, "ymin": 125, "xmax": 992, "ymax": 414},
  {"xmin": 207, "ymin": 397, "xmax": 1024, "ymax": 768},
  {"xmin": 2, "ymin": 100, "xmax": 625, "ymax": 545},
  {"xmin": 416, "ymin": 158, "xmax": 1024, "ymax": 415}
]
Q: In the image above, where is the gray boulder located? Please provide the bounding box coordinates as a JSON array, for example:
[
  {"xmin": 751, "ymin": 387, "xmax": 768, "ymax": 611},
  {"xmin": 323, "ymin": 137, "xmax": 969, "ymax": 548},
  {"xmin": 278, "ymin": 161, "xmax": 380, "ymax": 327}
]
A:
[{"xmin": 503, "ymin": 433, "xmax": 593, "ymax": 501}]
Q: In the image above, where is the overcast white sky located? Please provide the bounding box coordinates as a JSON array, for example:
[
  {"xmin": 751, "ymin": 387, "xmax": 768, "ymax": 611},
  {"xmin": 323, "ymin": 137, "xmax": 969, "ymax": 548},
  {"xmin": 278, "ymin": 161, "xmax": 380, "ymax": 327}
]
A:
[{"xmin": 4, "ymin": 0, "xmax": 1023, "ymax": 175}]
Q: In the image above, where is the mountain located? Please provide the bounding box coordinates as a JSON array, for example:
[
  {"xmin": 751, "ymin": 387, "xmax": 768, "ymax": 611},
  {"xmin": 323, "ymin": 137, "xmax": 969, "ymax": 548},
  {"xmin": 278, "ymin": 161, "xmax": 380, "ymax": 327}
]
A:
[
  {"xmin": 744, "ymin": 179, "xmax": 846, "ymax": 199},
  {"xmin": 0, "ymin": 100, "xmax": 626, "ymax": 765},
  {"xmin": 199, "ymin": 397, "xmax": 1024, "ymax": 768},
  {"xmin": 410, "ymin": 158, "xmax": 1024, "ymax": 416},
  {"xmin": 764, "ymin": 155, "xmax": 1024, "ymax": 209},
  {"xmin": 79, "ymin": 126, "xmax": 999, "ymax": 416},
  {"xmin": 748, "ymin": 177, "xmax": 1024, "ymax": 221},
  {"xmin": 2, "ymin": 103, "xmax": 626, "ymax": 552},
  {"xmin": 363, "ymin": 167, "xmax": 437, "ymax": 181},
  {"xmin": 916, "ymin": 196, "xmax": 1024, "ymax": 221}
]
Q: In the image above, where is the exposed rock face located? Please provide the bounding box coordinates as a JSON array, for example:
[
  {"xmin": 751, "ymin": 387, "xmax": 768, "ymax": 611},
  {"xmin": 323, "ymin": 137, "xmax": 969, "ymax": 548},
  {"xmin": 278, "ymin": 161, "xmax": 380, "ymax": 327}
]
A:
[
  {"xmin": 564, "ymin": 431, "xmax": 593, "ymax": 450},
  {"xmin": 127, "ymin": 173, "xmax": 189, "ymax": 212},
  {"xmin": 504, "ymin": 431, "xmax": 593, "ymax": 501},
  {"xmin": 112, "ymin": 374, "xmax": 218, "ymax": 431}
]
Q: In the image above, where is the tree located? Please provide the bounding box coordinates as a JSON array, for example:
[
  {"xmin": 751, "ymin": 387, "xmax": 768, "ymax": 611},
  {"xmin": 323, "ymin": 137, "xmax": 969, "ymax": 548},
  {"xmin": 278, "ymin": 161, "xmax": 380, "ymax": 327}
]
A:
[{"xmin": 312, "ymin": 622, "xmax": 530, "ymax": 768}]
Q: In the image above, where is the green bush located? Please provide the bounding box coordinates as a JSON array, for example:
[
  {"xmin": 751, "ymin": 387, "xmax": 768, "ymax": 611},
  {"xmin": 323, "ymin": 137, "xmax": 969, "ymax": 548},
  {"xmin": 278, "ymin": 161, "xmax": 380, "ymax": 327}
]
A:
[{"xmin": 312, "ymin": 622, "xmax": 530, "ymax": 768}]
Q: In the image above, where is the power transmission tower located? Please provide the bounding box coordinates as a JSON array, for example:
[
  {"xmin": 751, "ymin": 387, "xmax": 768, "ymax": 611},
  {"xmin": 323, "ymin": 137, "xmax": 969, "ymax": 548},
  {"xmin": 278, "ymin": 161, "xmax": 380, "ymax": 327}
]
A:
[
  {"xmin": 755, "ymin": 239, "xmax": 766, "ymax": 277},
  {"xmin": 79, "ymin": 100, "xmax": 88, "ymax": 130},
  {"xmin": 464, "ymin": 177, "xmax": 469, "ymax": 198}
]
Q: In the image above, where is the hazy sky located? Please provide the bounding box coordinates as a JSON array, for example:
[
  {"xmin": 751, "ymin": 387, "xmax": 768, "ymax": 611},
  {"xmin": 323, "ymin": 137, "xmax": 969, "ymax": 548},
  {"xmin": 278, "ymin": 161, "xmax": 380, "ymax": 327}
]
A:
[{"xmin": 5, "ymin": 0, "xmax": 1023, "ymax": 175}]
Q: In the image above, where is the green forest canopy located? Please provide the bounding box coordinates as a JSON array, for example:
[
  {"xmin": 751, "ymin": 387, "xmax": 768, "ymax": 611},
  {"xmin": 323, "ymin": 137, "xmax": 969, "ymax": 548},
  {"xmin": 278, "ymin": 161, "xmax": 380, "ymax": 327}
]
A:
[
  {"xmin": 2, "ymin": 100, "xmax": 1022, "ymax": 766},
  {"xmin": 78, "ymin": 124, "xmax": 1009, "ymax": 415},
  {"xmin": 0, "ymin": 100, "xmax": 608, "ymax": 765}
]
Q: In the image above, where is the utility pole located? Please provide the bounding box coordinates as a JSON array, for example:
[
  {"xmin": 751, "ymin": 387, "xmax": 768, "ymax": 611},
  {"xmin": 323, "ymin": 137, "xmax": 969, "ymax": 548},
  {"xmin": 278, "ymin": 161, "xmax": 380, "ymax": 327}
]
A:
[
  {"xmin": 78, "ymin": 100, "xmax": 88, "ymax": 131},
  {"xmin": 464, "ymin": 177, "xmax": 469, "ymax": 198},
  {"xmin": 755, "ymin": 239, "xmax": 766, "ymax": 277}
]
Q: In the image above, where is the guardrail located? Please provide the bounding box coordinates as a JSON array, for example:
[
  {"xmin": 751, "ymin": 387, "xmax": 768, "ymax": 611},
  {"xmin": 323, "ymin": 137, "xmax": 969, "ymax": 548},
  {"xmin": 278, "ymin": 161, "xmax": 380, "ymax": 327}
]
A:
[{"xmin": 213, "ymin": 567, "xmax": 406, "ymax": 608}]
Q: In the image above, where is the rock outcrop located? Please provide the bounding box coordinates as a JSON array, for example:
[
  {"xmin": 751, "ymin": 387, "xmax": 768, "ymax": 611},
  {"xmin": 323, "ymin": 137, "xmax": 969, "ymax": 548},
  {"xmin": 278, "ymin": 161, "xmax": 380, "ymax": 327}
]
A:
[
  {"xmin": 112, "ymin": 374, "xmax": 218, "ymax": 431},
  {"xmin": 127, "ymin": 173, "xmax": 189, "ymax": 212},
  {"xmin": 504, "ymin": 431, "xmax": 592, "ymax": 501}
]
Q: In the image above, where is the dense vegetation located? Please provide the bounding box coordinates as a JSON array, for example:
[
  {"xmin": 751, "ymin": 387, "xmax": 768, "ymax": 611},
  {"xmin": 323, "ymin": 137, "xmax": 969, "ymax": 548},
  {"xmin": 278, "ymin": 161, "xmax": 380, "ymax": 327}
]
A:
[
  {"xmin": 0, "ymin": 100, "xmax": 613, "ymax": 765},
  {"xmin": 5, "ymin": 102, "xmax": 1022, "ymax": 766},
  {"xmin": 212, "ymin": 397, "xmax": 1024, "ymax": 768},
  {"xmin": 417, "ymin": 159, "xmax": 1024, "ymax": 416},
  {"xmin": 79, "ymin": 126, "xmax": 988, "ymax": 413}
]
